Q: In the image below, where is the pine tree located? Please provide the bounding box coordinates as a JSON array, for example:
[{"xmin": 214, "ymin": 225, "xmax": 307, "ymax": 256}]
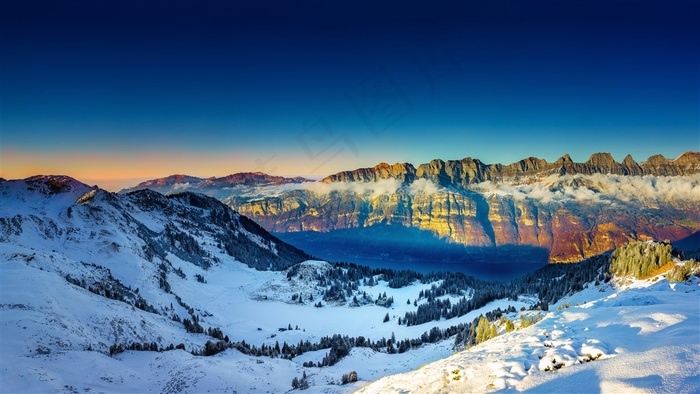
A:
[
  {"xmin": 468, "ymin": 322, "xmax": 476, "ymax": 345},
  {"xmin": 475, "ymin": 316, "xmax": 488, "ymax": 344},
  {"xmin": 489, "ymin": 322, "xmax": 497, "ymax": 339}
]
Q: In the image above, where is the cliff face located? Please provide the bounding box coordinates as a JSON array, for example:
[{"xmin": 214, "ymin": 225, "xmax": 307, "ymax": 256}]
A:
[
  {"xmin": 239, "ymin": 188, "xmax": 698, "ymax": 263},
  {"xmin": 234, "ymin": 152, "xmax": 700, "ymax": 263}
]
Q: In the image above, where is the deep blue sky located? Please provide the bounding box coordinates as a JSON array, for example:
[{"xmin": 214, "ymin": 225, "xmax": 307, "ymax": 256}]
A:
[{"xmin": 2, "ymin": 0, "xmax": 699, "ymax": 189}]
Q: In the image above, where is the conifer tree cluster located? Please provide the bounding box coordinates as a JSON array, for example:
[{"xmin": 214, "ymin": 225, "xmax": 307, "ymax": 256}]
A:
[
  {"xmin": 291, "ymin": 371, "xmax": 309, "ymax": 390},
  {"xmin": 474, "ymin": 316, "xmax": 497, "ymax": 344},
  {"xmin": 610, "ymin": 241, "xmax": 674, "ymax": 279}
]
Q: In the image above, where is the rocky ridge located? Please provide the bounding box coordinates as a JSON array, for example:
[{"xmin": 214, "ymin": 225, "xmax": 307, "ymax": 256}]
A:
[{"xmin": 321, "ymin": 152, "xmax": 700, "ymax": 186}]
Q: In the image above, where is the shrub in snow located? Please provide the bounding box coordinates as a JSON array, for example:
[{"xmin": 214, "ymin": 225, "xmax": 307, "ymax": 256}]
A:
[
  {"xmin": 340, "ymin": 371, "xmax": 357, "ymax": 384},
  {"xmin": 667, "ymin": 260, "xmax": 699, "ymax": 282}
]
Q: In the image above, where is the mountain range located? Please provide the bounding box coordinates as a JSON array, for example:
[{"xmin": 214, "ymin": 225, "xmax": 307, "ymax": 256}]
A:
[
  {"xmin": 126, "ymin": 172, "xmax": 313, "ymax": 199},
  {"xmin": 123, "ymin": 152, "xmax": 700, "ymax": 267},
  {"xmin": 1, "ymin": 173, "xmax": 698, "ymax": 393}
]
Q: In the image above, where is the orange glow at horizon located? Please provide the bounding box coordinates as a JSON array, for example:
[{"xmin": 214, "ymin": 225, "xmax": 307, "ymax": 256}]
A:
[{"xmin": 1, "ymin": 149, "xmax": 368, "ymax": 191}]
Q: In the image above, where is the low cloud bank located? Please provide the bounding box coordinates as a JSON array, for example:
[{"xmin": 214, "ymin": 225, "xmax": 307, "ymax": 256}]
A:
[
  {"xmin": 231, "ymin": 174, "xmax": 700, "ymax": 204},
  {"xmin": 473, "ymin": 174, "xmax": 700, "ymax": 203},
  {"xmin": 255, "ymin": 178, "xmax": 441, "ymax": 198},
  {"xmin": 302, "ymin": 178, "xmax": 403, "ymax": 197}
]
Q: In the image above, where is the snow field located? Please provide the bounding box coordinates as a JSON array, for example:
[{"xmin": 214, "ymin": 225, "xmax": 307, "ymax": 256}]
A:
[
  {"xmin": 359, "ymin": 278, "xmax": 700, "ymax": 393},
  {"xmin": 1, "ymin": 242, "xmax": 537, "ymax": 393}
]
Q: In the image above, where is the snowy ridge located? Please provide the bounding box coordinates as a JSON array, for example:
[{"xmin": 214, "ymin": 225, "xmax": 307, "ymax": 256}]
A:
[{"xmin": 360, "ymin": 277, "xmax": 700, "ymax": 393}]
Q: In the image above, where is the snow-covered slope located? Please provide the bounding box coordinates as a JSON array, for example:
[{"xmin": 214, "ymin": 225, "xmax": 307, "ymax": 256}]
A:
[
  {"xmin": 360, "ymin": 276, "xmax": 700, "ymax": 393},
  {"xmin": 2, "ymin": 175, "xmax": 699, "ymax": 393},
  {"xmin": 0, "ymin": 175, "xmax": 528, "ymax": 393}
]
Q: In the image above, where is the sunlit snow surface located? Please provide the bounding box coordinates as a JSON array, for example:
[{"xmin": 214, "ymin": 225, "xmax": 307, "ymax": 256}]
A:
[{"xmin": 360, "ymin": 279, "xmax": 700, "ymax": 393}]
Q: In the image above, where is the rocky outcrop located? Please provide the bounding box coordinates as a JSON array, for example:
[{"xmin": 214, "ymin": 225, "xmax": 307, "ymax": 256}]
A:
[{"xmin": 321, "ymin": 162, "xmax": 416, "ymax": 183}]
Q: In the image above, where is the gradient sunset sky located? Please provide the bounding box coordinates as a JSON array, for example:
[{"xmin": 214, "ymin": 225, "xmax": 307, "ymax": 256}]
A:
[{"xmin": 2, "ymin": 0, "xmax": 699, "ymax": 190}]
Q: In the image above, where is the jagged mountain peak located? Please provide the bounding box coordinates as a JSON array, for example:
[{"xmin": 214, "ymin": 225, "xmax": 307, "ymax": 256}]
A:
[
  {"xmin": 674, "ymin": 151, "xmax": 700, "ymax": 168},
  {"xmin": 24, "ymin": 174, "xmax": 94, "ymax": 196},
  {"xmin": 75, "ymin": 188, "xmax": 118, "ymax": 206},
  {"xmin": 555, "ymin": 153, "xmax": 573, "ymax": 164},
  {"xmin": 675, "ymin": 151, "xmax": 700, "ymax": 160},
  {"xmin": 506, "ymin": 156, "xmax": 550, "ymax": 172},
  {"xmin": 622, "ymin": 154, "xmax": 638, "ymax": 166},
  {"xmin": 643, "ymin": 154, "xmax": 670, "ymax": 165},
  {"xmin": 586, "ymin": 152, "xmax": 617, "ymax": 166},
  {"xmin": 1, "ymin": 175, "xmax": 97, "ymax": 217}
]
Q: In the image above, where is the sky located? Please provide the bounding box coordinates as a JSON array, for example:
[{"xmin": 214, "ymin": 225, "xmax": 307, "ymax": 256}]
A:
[{"xmin": 2, "ymin": 0, "xmax": 699, "ymax": 190}]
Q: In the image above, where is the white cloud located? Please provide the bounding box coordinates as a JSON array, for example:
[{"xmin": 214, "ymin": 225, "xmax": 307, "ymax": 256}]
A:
[
  {"xmin": 408, "ymin": 178, "xmax": 440, "ymax": 196},
  {"xmin": 301, "ymin": 178, "xmax": 403, "ymax": 198},
  {"xmin": 252, "ymin": 178, "xmax": 404, "ymax": 198},
  {"xmin": 171, "ymin": 182, "xmax": 191, "ymax": 191},
  {"xmin": 472, "ymin": 174, "xmax": 700, "ymax": 204}
]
